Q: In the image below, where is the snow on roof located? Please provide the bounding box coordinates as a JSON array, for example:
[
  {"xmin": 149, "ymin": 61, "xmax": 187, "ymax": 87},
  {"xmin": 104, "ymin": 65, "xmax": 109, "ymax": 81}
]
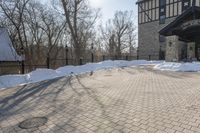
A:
[{"xmin": 0, "ymin": 28, "xmax": 22, "ymax": 61}]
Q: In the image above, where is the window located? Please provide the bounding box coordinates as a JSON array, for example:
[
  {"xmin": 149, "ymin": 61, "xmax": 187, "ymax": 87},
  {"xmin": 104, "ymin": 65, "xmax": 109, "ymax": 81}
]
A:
[
  {"xmin": 178, "ymin": 1, "xmax": 182, "ymax": 14},
  {"xmin": 170, "ymin": 0, "xmax": 174, "ymax": 3},
  {"xmin": 160, "ymin": 15, "xmax": 166, "ymax": 24},
  {"xmin": 146, "ymin": 1, "xmax": 148, "ymax": 9},
  {"xmin": 149, "ymin": 0, "xmax": 152, "ymax": 8},
  {"xmin": 174, "ymin": 3, "xmax": 178, "ymax": 16},
  {"xmin": 139, "ymin": 4, "xmax": 142, "ymax": 12},
  {"xmin": 156, "ymin": 8, "xmax": 159, "ymax": 19},
  {"xmin": 156, "ymin": 0, "xmax": 159, "ymax": 7},
  {"xmin": 152, "ymin": 9, "xmax": 155, "ymax": 20},
  {"xmin": 182, "ymin": 0, "xmax": 190, "ymax": 11},
  {"xmin": 152, "ymin": 0, "xmax": 155, "ymax": 8},
  {"xmin": 160, "ymin": 0, "xmax": 166, "ymax": 6},
  {"xmin": 166, "ymin": 5, "xmax": 169, "ymax": 17},
  {"xmin": 159, "ymin": 0, "xmax": 166, "ymax": 24},
  {"xmin": 196, "ymin": 0, "xmax": 200, "ymax": 6},
  {"xmin": 148, "ymin": 10, "xmax": 152, "ymax": 21},
  {"xmin": 138, "ymin": 0, "xmax": 162, "ymax": 24},
  {"xmin": 170, "ymin": 4, "xmax": 174, "ymax": 16}
]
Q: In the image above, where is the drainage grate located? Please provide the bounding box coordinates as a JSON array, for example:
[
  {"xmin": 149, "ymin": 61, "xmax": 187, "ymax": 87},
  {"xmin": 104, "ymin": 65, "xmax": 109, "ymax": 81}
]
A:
[{"xmin": 19, "ymin": 117, "xmax": 48, "ymax": 129}]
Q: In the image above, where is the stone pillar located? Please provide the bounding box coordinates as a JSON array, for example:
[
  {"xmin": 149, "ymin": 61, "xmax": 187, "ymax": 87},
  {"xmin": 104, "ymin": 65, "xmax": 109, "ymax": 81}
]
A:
[
  {"xmin": 187, "ymin": 42, "xmax": 196, "ymax": 60},
  {"xmin": 165, "ymin": 35, "xmax": 180, "ymax": 62}
]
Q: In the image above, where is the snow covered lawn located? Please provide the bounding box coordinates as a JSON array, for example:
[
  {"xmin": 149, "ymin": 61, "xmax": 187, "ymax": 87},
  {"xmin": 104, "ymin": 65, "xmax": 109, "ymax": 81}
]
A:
[{"xmin": 0, "ymin": 60, "xmax": 161, "ymax": 89}]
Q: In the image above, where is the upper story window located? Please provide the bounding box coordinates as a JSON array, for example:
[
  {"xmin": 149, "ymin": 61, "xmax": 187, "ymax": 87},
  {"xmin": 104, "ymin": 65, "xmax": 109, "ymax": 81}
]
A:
[
  {"xmin": 138, "ymin": 0, "xmax": 188, "ymax": 25},
  {"xmin": 159, "ymin": 0, "xmax": 166, "ymax": 24},
  {"xmin": 138, "ymin": 0, "xmax": 160, "ymax": 24},
  {"xmin": 182, "ymin": 0, "xmax": 190, "ymax": 11},
  {"xmin": 160, "ymin": 0, "xmax": 166, "ymax": 6}
]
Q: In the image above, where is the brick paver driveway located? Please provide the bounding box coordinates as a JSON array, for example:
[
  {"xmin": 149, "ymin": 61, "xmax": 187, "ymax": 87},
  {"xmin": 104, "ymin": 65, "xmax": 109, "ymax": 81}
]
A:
[{"xmin": 1, "ymin": 66, "xmax": 200, "ymax": 133}]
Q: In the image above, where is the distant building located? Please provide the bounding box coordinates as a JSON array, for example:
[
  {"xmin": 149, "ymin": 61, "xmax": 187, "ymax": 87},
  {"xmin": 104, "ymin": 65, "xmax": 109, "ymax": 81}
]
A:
[
  {"xmin": 0, "ymin": 28, "xmax": 22, "ymax": 75},
  {"xmin": 137, "ymin": 0, "xmax": 200, "ymax": 61}
]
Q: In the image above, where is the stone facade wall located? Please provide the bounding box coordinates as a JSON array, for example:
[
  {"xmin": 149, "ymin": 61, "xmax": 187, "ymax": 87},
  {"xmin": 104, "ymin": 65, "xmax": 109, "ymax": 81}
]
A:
[
  {"xmin": 165, "ymin": 36, "xmax": 183, "ymax": 62},
  {"xmin": 138, "ymin": 17, "xmax": 176, "ymax": 60}
]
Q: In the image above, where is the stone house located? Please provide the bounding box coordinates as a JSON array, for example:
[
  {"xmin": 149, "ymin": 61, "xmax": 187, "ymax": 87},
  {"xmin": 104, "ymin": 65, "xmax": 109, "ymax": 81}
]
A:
[{"xmin": 137, "ymin": 0, "xmax": 200, "ymax": 61}]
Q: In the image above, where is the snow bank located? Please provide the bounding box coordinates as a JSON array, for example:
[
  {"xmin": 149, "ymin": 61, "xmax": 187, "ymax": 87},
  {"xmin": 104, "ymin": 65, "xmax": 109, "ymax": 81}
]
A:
[
  {"xmin": 27, "ymin": 69, "xmax": 59, "ymax": 83},
  {"xmin": 0, "ymin": 60, "xmax": 161, "ymax": 89},
  {"xmin": 154, "ymin": 62, "xmax": 200, "ymax": 72},
  {"xmin": 0, "ymin": 75, "xmax": 27, "ymax": 88}
]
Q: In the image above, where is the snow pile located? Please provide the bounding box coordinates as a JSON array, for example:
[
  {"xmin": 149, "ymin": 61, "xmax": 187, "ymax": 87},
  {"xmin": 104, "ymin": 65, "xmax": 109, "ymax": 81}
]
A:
[
  {"xmin": 27, "ymin": 69, "xmax": 59, "ymax": 83},
  {"xmin": 0, "ymin": 60, "xmax": 161, "ymax": 89},
  {"xmin": 0, "ymin": 75, "xmax": 27, "ymax": 88},
  {"xmin": 154, "ymin": 62, "xmax": 200, "ymax": 72}
]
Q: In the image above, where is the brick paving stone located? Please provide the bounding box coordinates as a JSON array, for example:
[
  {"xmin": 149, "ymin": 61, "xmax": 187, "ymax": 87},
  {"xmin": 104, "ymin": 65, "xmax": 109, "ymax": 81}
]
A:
[
  {"xmin": 191, "ymin": 126, "xmax": 200, "ymax": 132},
  {"xmin": 172, "ymin": 125, "xmax": 184, "ymax": 132},
  {"xmin": 1, "ymin": 67, "xmax": 200, "ymax": 133},
  {"xmin": 180, "ymin": 123, "xmax": 191, "ymax": 129},
  {"xmin": 182, "ymin": 129, "xmax": 195, "ymax": 133},
  {"xmin": 165, "ymin": 128, "xmax": 176, "ymax": 133}
]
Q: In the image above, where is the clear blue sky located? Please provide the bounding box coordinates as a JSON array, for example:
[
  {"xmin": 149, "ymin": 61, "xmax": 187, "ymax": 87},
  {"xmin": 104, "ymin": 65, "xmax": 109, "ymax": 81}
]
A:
[{"xmin": 89, "ymin": 0, "xmax": 138, "ymax": 24}]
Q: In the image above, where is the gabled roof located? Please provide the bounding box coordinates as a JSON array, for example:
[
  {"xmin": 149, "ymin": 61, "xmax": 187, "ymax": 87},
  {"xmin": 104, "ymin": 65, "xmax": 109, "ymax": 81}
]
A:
[
  {"xmin": 159, "ymin": 6, "xmax": 200, "ymax": 36},
  {"xmin": 0, "ymin": 28, "xmax": 22, "ymax": 61}
]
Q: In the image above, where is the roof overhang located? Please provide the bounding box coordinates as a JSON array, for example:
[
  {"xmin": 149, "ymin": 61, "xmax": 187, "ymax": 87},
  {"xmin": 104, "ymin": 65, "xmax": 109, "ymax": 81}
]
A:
[{"xmin": 159, "ymin": 6, "xmax": 200, "ymax": 42}]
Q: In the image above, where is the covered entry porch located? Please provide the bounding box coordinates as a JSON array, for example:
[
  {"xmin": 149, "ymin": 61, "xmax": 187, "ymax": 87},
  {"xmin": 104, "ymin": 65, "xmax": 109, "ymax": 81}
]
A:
[{"xmin": 160, "ymin": 6, "xmax": 200, "ymax": 62}]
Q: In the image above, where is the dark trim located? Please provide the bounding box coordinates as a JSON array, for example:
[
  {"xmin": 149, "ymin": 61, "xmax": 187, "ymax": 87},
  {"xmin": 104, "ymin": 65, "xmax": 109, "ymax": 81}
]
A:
[
  {"xmin": 139, "ymin": 11, "xmax": 178, "ymax": 24},
  {"xmin": 138, "ymin": 15, "xmax": 177, "ymax": 25}
]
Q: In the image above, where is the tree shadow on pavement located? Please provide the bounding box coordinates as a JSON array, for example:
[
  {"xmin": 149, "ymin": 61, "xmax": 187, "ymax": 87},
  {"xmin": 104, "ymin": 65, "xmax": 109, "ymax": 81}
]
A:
[
  {"xmin": 74, "ymin": 75, "xmax": 126, "ymax": 132},
  {"xmin": 0, "ymin": 77, "xmax": 68, "ymax": 120}
]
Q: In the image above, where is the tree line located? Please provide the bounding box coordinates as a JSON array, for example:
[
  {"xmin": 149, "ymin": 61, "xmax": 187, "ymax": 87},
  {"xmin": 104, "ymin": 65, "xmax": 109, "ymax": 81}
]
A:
[{"xmin": 0, "ymin": 0, "xmax": 137, "ymax": 69}]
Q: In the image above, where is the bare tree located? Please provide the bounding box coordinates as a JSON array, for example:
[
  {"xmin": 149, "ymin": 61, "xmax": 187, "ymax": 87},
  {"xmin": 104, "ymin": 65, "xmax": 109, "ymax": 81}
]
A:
[
  {"xmin": 39, "ymin": 8, "xmax": 66, "ymax": 67},
  {"xmin": 0, "ymin": 0, "xmax": 69, "ymax": 70},
  {"xmin": 60, "ymin": 0, "xmax": 99, "ymax": 64},
  {"xmin": 100, "ymin": 11, "xmax": 137, "ymax": 58},
  {"xmin": 100, "ymin": 20, "xmax": 116, "ymax": 57},
  {"xmin": 0, "ymin": 0, "xmax": 30, "ymax": 49}
]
